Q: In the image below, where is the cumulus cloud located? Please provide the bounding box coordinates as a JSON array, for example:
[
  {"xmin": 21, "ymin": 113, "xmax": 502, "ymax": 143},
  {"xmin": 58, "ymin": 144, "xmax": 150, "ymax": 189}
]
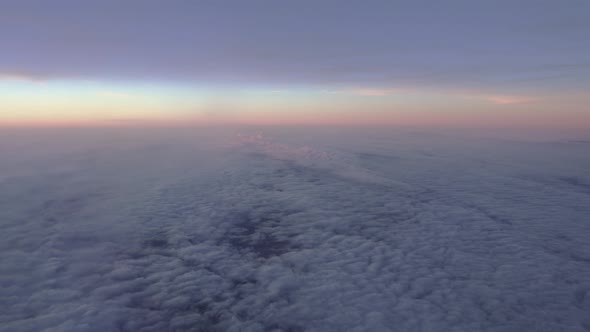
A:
[{"xmin": 1, "ymin": 127, "xmax": 589, "ymax": 331}]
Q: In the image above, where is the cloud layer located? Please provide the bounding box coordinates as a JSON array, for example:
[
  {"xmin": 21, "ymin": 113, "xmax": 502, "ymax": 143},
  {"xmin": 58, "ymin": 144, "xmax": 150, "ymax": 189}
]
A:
[
  {"xmin": 1, "ymin": 127, "xmax": 589, "ymax": 331},
  {"xmin": 2, "ymin": 1, "xmax": 589, "ymax": 91}
]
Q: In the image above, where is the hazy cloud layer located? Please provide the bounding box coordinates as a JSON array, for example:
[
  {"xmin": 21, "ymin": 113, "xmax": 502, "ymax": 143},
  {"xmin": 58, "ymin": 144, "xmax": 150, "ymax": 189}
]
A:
[
  {"xmin": 2, "ymin": 1, "xmax": 590, "ymax": 90},
  {"xmin": 1, "ymin": 127, "xmax": 589, "ymax": 331}
]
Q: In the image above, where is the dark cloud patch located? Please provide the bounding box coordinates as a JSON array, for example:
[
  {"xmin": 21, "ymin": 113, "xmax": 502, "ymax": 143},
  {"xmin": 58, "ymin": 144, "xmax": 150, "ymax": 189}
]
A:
[
  {"xmin": 224, "ymin": 209, "xmax": 296, "ymax": 259},
  {"xmin": 558, "ymin": 176, "xmax": 590, "ymax": 194}
]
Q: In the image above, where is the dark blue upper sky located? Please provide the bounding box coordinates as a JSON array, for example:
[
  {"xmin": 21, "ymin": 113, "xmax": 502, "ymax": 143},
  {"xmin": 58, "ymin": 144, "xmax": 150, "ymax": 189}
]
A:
[{"xmin": 2, "ymin": 0, "xmax": 589, "ymax": 93}]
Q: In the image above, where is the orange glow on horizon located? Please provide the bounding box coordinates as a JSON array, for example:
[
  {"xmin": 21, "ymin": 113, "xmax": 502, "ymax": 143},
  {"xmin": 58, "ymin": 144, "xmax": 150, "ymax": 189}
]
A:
[
  {"xmin": 1, "ymin": 78, "xmax": 589, "ymax": 129},
  {"xmin": 1, "ymin": 104, "xmax": 589, "ymax": 129}
]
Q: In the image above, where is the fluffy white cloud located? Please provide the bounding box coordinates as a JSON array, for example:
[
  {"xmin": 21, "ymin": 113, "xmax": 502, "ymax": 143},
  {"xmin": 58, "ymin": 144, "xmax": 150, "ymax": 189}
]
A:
[{"xmin": 1, "ymin": 127, "xmax": 589, "ymax": 331}]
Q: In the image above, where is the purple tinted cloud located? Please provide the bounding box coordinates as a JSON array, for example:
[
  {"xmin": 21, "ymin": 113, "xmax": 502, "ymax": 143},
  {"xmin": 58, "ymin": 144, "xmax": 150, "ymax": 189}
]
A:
[{"xmin": 1, "ymin": 0, "xmax": 589, "ymax": 91}]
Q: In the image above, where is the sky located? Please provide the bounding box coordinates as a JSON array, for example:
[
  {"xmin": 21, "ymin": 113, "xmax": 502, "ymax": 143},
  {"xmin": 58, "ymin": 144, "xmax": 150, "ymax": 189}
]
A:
[{"xmin": 1, "ymin": 0, "xmax": 589, "ymax": 128}]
